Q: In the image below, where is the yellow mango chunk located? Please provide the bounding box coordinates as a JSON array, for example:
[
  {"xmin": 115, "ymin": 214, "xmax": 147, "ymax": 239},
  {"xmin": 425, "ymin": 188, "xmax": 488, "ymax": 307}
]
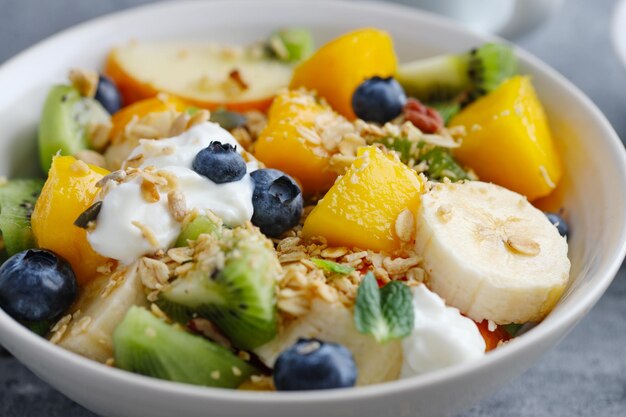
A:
[
  {"xmin": 450, "ymin": 76, "xmax": 561, "ymax": 201},
  {"xmin": 302, "ymin": 146, "xmax": 423, "ymax": 253},
  {"xmin": 32, "ymin": 156, "xmax": 110, "ymax": 284},
  {"xmin": 290, "ymin": 28, "xmax": 397, "ymax": 119},
  {"xmin": 109, "ymin": 95, "xmax": 188, "ymax": 142},
  {"xmin": 254, "ymin": 89, "xmax": 343, "ymax": 196}
]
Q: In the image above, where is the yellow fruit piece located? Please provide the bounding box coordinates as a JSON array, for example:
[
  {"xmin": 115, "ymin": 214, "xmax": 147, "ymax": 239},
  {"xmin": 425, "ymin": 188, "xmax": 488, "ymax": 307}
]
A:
[
  {"xmin": 109, "ymin": 95, "xmax": 188, "ymax": 143},
  {"xmin": 450, "ymin": 76, "xmax": 561, "ymax": 201},
  {"xmin": 290, "ymin": 28, "xmax": 397, "ymax": 119},
  {"xmin": 254, "ymin": 89, "xmax": 342, "ymax": 196},
  {"xmin": 302, "ymin": 146, "xmax": 423, "ymax": 253},
  {"xmin": 31, "ymin": 156, "xmax": 110, "ymax": 284}
]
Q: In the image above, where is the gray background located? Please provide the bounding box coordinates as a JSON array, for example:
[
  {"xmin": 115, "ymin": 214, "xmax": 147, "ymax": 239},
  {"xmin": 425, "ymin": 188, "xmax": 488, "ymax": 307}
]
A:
[{"xmin": 1, "ymin": 0, "xmax": 625, "ymax": 416}]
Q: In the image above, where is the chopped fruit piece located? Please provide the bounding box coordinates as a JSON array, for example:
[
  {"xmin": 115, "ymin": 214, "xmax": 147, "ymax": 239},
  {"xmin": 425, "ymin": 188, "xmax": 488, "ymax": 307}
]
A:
[
  {"xmin": 267, "ymin": 28, "xmax": 314, "ymax": 63},
  {"xmin": 104, "ymin": 41, "xmax": 292, "ymax": 111},
  {"xmin": 0, "ymin": 179, "xmax": 44, "ymax": 255},
  {"xmin": 0, "ymin": 249, "xmax": 77, "ymax": 323},
  {"xmin": 290, "ymin": 28, "xmax": 397, "ymax": 119},
  {"xmin": 38, "ymin": 85, "xmax": 111, "ymax": 172},
  {"xmin": 414, "ymin": 181, "xmax": 570, "ymax": 324},
  {"xmin": 31, "ymin": 156, "xmax": 110, "ymax": 284},
  {"xmin": 352, "ymin": 76, "xmax": 407, "ymax": 124},
  {"xmin": 158, "ymin": 226, "xmax": 279, "ymax": 350},
  {"xmin": 476, "ymin": 320, "xmax": 511, "ymax": 352},
  {"xmin": 273, "ymin": 338, "xmax": 357, "ymax": 391},
  {"xmin": 254, "ymin": 89, "xmax": 346, "ymax": 196},
  {"xmin": 450, "ymin": 76, "xmax": 562, "ymax": 200},
  {"xmin": 250, "ymin": 169, "xmax": 303, "ymax": 237},
  {"xmin": 175, "ymin": 214, "xmax": 221, "ymax": 247},
  {"xmin": 302, "ymin": 146, "xmax": 423, "ymax": 252},
  {"xmin": 104, "ymin": 94, "xmax": 189, "ymax": 169},
  {"xmin": 255, "ymin": 298, "xmax": 403, "ymax": 386},
  {"xmin": 108, "ymin": 95, "xmax": 188, "ymax": 143},
  {"xmin": 114, "ymin": 306, "xmax": 257, "ymax": 388},
  {"xmin": 396, "ymin": 43, "xmax": 517, "ymax": 104},
  {"xmin": 55, "ymin": 264, "xmax": 147, "ymax": 362}
]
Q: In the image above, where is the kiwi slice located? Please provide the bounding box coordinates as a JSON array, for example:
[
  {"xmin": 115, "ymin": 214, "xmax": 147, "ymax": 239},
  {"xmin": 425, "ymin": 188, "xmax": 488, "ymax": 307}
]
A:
[
  {"xmin": 38, "ymin": 85, "xmax": 110, "ymax": 172},
  {"xmin": 420, "ymin": 147, "xmax": 470, "ymax": 182},
  {"xmin": 267, "ymin": 27, "xmax": 314, "ymax": 63},
  {"xmin": 0, "ymin": 179, "xmax": 45, "ymax": 255},
  {"xmin": 174, "ymin": 214, "xmax": 222, "ymax": 247},
  {"xmin": 396, "ymin": 43, "xmax": 517, "ymax": 104},
  {"xmin": 113, "ymin": 306, "xmax": 257, "ymax": 388},
  {"xmin": 159, "ymin": 226, "xmax": 279, "ymax": 350}
]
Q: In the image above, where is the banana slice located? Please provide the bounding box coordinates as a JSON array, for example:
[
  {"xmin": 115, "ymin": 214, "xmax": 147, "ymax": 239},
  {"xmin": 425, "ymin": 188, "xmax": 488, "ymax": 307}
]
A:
[
  {"xmin": 54, "ymin": 263, "xmax": 148, "ymax": 362},
  {"xmin": 255, "ymin": 298, "xmax": 403, "ymax": 386},
  {"xmin": 415, "ymin": 181, "xmax": 570, "ymax": 324}
]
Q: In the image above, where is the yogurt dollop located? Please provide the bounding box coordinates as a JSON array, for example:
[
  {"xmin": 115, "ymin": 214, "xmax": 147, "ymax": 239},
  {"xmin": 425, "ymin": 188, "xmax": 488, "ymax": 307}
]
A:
[
  {"xmin": 401, "ymin": 285, "xmax": 485, "ymax": 377},
  {"xmin": 87, "ymin": 122, "xmax": 255, "ymax": 264}
]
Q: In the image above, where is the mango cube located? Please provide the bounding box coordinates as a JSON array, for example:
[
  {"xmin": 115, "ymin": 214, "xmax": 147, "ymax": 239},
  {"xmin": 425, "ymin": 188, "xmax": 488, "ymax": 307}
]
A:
[
  {"xmin": 450, "ymin": 76, "xmax": 561, "ymax": 201},
  {"xmin": 254, "ymin": 90, "xmax": 343, "ymax": 196},
  {"xmin": 302, "ymin": 146, "xmax": 423, "ymax": 253}
]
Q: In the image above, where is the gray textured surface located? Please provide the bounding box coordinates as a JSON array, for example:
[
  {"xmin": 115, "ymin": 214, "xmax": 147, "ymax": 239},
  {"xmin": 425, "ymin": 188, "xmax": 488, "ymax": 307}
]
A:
[{"xmin": 1, "ymin": 0, "xmax": 625, "ymax": 416}]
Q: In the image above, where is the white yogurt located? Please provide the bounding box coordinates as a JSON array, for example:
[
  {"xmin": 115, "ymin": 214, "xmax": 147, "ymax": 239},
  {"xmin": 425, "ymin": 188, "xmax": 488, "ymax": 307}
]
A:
[
  {"xmin": 88, "ymin": 122, "xmax": 255, "ymax": 264},
  {"xmin": 125, "ymin": 122, "xmax": 244, "ymax": 170},
  {"xmin": 401, "ymin": 285, "xmax": 485, "ymax": 377},
  {"xmin": 87, "ymin": 177, "xmax": 180, "ymax": 265}
]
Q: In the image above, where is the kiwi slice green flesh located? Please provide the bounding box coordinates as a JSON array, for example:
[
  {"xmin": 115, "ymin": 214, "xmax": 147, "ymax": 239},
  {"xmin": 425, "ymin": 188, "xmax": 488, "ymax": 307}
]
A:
[
  {"xmin": 160, "ymin": 226, "xmax": 278, "ymax": 350},
  {"xmin": 420, "ymin": 147, "xmax": 470, "ymax": 182},
  {"xmin": 174, "ymin": 215, "xmax": 222, "ymax": 247},
  {"xmin": 38, "ymin": 85, "xmax": 110, "ymax": 172},
  {"xmin": 0, "ymin": 179, "xmax": 45, "ymax": 255},
  {"xmin": 113, "ymin": 306, "xmax": 257, "ymax": 388},
  {"xmin": 267, "ymin": 27, "xmax": 314, "ymax": 62},
  {"xmin": 396, "ymin": 43, "xmax": 517, "ymax": 104}
]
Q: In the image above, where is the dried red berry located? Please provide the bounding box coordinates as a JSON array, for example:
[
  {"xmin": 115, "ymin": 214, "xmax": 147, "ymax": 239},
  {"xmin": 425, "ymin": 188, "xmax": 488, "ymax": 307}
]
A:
[{"xmin": 404, "ymin": 98, "xmax": 444, "ymax": 133}]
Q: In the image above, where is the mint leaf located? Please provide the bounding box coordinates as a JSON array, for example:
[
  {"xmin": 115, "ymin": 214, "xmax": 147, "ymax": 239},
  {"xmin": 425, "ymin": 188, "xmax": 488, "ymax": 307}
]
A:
[
  {"xmin": 354, "ymin": 273, "xmax": 414, "ymax": 343},
  {"xmin": 380, "ymin": 281, "xmax": 414, "ymax": 340},
  {"xmin": 311, "ymin": 258, "xmax": 355, "ymax": 275},
  {"xmin": 354, "ymin": 273, "xmax": 385, "ymax": 341}
]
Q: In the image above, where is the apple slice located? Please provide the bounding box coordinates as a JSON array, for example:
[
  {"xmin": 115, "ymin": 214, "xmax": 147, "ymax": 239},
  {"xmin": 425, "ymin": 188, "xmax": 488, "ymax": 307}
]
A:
[{"xmin": 104, "ymin": 41, "xmax": 293, "ymax": 112}]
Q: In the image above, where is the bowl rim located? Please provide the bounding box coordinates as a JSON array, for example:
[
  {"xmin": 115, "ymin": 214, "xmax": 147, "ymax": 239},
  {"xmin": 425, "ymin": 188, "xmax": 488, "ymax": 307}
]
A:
[{"xmin": 1, "ymin": 0, "xmax": 625, "ymax": 404}]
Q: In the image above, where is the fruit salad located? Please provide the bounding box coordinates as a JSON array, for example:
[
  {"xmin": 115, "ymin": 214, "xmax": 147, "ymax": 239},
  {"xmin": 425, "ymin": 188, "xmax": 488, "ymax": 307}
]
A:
[{"xmin": 0, "ymin": 28, "xmax": 571, "ymax": 391}]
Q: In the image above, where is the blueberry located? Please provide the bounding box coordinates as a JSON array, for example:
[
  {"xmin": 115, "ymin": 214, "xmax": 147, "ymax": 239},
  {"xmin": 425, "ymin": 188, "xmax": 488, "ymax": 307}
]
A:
[
  {"xmin": 273, "ymin": 338, "xmax": 357, "ymax": 391},
  {"xmin": 352, "ymin": 76, "xmax": 407, "ymax": 124},
  {"xmin": 192, "ymin": 141, "xmax": 247, "ymax": 184},
  {"xmin": 0, "ymin": 249, "xmax": 77, "ymax": 323},
  {"xmin": 250, "ymin": 169, "xmax": 303, "ymax": 237},
  {"xmin": 94, "ymin": 74, "xmax": 123, "ymax": 114},
  {"xmin": 545, "ymin": 212, "xmax": 569, "ymax": 238}
]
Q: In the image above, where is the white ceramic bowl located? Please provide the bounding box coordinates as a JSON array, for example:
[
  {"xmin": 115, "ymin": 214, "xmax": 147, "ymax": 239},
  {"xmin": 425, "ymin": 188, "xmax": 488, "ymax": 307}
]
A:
[{"xmin": 0, "ymin": 1, "xmax": 625, "ymax": 417}]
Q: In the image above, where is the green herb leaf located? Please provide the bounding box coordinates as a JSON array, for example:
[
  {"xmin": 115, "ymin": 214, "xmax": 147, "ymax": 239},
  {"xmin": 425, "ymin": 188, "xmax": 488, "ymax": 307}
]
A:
[
  {"xmin": 354, "ymin": 273, "xmax": 414, "ymax": 343},
  {"xmin": 311, "ymin": 258, "xmax": 355, "ymax": 275}
]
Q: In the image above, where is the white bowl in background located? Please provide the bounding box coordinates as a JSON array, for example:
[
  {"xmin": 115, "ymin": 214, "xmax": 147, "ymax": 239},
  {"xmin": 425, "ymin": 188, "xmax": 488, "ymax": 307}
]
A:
[{"xmin": 0, "ymin": 1, "xmax": 625, "ymax": 417}]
